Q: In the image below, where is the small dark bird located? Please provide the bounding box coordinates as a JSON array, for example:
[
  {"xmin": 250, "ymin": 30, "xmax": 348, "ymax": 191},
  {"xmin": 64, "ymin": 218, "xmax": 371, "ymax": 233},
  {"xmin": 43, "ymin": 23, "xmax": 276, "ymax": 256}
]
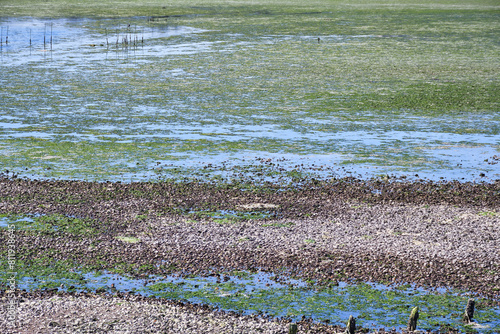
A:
[{"xmin": 318, "ymin": 37, "xmax": 321, "ymax": 43}]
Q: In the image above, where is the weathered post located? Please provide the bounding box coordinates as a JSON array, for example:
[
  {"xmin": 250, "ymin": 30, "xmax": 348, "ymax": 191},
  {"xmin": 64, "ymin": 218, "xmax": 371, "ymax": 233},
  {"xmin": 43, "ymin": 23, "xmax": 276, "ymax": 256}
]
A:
[
  {"xmin": 462, "ymin": 298, "xmax": 475, "ymax": 323},
  {"xmin": 345, "ymin": 315, "xmax": 356, "ymax": 334},
  {"xmin": 407, "ymin": 306, "xmax": 419, "ymax": 332},
  {"xmin": 289, "ymin": 323, "xmax": 298, "ymax": 334}
]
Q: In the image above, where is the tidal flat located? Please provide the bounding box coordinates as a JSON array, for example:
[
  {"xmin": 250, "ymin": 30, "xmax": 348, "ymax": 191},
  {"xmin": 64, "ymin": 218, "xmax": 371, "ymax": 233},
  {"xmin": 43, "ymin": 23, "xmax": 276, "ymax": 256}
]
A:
[
  {"xmin": 0, "ymin": 0, "xmax": 499, "ymax": 183},
  {"xmin": 0, "ymin": 0, "xmax": 499, "ymax": 332},
  {"xmin": 0, "ymin": 177, "xmax": 499, "ymax": 333}
]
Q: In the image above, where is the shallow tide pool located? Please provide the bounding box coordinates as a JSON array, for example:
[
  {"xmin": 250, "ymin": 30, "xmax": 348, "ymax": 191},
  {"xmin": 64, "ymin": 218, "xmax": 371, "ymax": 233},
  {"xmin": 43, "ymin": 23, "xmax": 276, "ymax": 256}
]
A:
[{"xmin": 12, "ymin": 270, "xmax": 500, "ymax": 333}]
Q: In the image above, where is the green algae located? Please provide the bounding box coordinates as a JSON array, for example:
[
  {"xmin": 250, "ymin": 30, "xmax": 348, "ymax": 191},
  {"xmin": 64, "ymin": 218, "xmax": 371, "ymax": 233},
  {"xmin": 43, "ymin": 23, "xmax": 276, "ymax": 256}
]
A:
[
  {"xmin": 115, "ymin": 236, "xmax": 140, "ymax": 243},
  {"xmin": 0, "ymin": 214, "xmax": 99, "ymax": 236},
  {"xmin": 0, "ymin": 1, "xmax": 498, "ymax": 183}
]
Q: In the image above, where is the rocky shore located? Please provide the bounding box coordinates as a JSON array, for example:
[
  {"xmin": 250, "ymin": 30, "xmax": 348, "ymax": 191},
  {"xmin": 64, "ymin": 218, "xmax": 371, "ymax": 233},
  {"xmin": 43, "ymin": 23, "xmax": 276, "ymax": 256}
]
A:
[{"xmin": 0, "ymin": 177, "xmax": 498, "ymax": 333}]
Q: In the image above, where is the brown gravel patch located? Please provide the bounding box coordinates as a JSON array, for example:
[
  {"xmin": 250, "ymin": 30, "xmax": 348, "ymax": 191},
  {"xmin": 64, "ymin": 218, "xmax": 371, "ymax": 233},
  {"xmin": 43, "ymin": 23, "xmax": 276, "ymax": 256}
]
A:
[
  {"xmin": 0, "ymin": 290, "xmax": 346, "ymax": 334},
  {"xmin": 141, "ymin": 203, "xmax": 499, "ymax": 299}
]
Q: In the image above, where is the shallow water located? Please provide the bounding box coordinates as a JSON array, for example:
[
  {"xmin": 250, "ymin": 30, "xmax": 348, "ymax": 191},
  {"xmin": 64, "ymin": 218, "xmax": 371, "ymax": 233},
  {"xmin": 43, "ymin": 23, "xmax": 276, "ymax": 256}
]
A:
[
  {"xmin": 1, "ymin": 14, "xmax": 498, "ymax": 183},
  {"xmin": 0, "ymin": 215, "xmax": 34, "ymax": 228},
  {"xmin": 14, "ymin": 269, "xmax": 500, "ymax": 333},
  {"xmin": 0, "ymin": 17, "xmax": 207, "ymax": 66}
]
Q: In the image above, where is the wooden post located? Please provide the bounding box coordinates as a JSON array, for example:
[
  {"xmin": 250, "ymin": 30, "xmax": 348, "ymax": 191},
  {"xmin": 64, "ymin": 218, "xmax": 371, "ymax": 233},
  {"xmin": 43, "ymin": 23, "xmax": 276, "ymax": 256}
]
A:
[
  {"xmin": 345, "ymin": 315, "xmax": 356, "ymax": 334},
  {"xmin": 463, "ymin": 298, "xmax": 475, "ymax": 323},
  {"xmin": 407, "ymin": 306, "xmax": 419, "ymax": 332},
  {"xmin": 289, "ymin": 323, "xmax": 298, "ymax": 334}
]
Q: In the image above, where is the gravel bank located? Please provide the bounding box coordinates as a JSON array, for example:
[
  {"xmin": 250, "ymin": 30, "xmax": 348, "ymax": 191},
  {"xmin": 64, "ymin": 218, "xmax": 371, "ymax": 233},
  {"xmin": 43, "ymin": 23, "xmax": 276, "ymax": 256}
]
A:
[
  {"xmin": 143, "ymin": 202, "xmax": 499, "ymax": 298},
  {"xmin": 0, "ymin": 177, "xmax": 498, "ymax": 333},
  {"xmin": 0, "ymin": 291, "xmax": 344, "ymax": 334}
]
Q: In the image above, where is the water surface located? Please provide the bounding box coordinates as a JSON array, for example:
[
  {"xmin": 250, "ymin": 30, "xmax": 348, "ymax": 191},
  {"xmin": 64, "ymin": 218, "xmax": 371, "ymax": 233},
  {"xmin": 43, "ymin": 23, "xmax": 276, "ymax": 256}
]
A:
[{"xmin": 1, "ymin": 12, "xmax": 498, "ymax": 183}]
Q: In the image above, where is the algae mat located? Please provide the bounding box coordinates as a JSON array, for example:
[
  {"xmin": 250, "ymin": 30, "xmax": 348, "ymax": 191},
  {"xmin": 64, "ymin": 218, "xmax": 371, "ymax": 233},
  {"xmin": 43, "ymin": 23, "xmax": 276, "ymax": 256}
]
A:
[{"xmin": 0, "ymin": 0, "xmax": 499, "ymax": 183}]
